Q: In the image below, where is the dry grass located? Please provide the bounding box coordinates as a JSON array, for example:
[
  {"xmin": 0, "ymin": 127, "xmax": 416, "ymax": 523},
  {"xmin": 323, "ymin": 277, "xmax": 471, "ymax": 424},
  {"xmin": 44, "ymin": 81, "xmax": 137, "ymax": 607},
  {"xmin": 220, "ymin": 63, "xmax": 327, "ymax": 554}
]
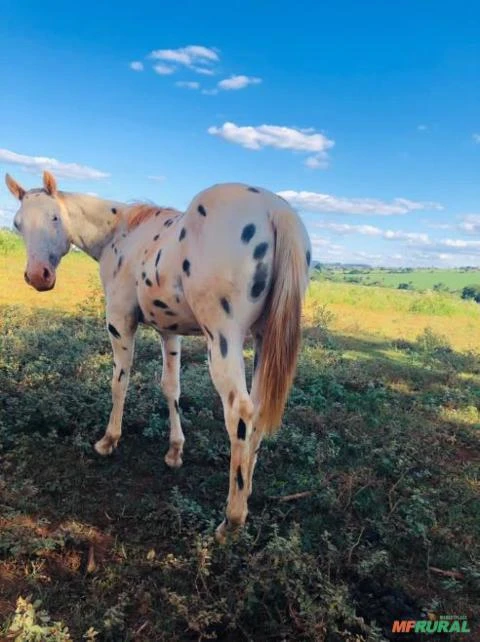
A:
[
  {"xmin": 3, "ymin": 248, "xmax": 480, "ymax": 352},
  {"xmin": 0, "ymin": 247, "xmax": 100, "ymax": 311}
]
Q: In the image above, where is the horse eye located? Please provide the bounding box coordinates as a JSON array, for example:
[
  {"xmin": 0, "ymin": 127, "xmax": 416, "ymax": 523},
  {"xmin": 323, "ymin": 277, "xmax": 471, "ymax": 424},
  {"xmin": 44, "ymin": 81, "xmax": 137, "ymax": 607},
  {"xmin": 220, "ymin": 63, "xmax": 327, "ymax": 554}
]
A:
[
  {"xmin": 52, "ymin": 215, "xmax": 58, "ymax": 222},
  {"xmin": 14, "ymin": 221, "xmax": 20, "ymax": 230}
]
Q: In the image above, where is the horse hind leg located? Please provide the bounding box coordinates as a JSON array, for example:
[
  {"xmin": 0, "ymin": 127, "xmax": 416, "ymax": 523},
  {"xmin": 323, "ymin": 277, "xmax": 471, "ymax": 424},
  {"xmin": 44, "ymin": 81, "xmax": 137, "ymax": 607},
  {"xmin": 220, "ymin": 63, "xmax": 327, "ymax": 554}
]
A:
[
  {"xmin": 245, "ymin": 331, "xmax": 264, "ymax": 497},
  {"xmin": 204, "ymin": 325, "xmax": 255, "ymax": 543}
]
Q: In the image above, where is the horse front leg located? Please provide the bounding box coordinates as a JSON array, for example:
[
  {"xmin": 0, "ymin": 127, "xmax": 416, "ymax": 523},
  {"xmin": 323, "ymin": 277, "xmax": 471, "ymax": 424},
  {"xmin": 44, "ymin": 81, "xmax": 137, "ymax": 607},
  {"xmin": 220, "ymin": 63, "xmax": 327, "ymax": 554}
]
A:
[
  {"xmin": 160, "ymin": 333, "xmax": 185, "ymax": 468},
  {"xmin": 94, "ymin": 314, "xmax": 137, "ymax": 456}
]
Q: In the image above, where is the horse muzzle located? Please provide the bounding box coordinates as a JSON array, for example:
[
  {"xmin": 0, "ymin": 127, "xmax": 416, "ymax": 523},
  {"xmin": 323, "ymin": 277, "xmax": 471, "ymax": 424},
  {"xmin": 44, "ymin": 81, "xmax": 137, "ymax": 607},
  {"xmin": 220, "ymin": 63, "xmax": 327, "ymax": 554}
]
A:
[{"xmin": 24, "ymin": 265, "xmax": 56, "ymax": 291}]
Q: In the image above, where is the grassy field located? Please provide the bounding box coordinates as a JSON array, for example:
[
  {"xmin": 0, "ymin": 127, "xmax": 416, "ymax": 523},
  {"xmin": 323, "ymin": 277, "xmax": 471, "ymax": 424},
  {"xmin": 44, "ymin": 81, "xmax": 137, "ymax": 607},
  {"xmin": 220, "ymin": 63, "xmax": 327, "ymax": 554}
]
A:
[
  {"xmin": 1, "ymin": 231, "xmax": 479, "ymax": 640},
  {"xmin": 322, "ymin": 267, "xmax": 480, "ymax": 292}
]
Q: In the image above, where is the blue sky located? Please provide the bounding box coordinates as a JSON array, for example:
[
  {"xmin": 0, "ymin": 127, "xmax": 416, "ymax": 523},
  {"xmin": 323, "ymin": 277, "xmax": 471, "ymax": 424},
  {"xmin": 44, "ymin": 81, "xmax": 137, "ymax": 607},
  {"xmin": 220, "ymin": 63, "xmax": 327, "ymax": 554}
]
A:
[{"xmin": 1, "ymin": 0, "xmax": 480, "ymax": 266}]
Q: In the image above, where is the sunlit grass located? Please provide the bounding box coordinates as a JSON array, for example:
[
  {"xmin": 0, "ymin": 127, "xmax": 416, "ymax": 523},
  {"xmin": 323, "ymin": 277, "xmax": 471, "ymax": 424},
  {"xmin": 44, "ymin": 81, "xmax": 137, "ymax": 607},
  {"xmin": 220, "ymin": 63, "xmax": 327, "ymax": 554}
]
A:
[
  {"xmin": 305, "ymin": 281, "xmax": 480, "ymax": 352},
  {"xmin": 3, "ymin": 241, "xmax": 480, "ymax": 353},
  {"xmin": 0, "ymin": 245, "xmax": 100, "ymax": 311}
]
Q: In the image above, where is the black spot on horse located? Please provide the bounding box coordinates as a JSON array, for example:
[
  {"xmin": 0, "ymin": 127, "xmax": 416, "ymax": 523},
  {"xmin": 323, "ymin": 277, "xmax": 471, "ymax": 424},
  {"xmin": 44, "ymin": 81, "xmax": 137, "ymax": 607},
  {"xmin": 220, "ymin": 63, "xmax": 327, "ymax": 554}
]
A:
[
  {"xmin": 237, "ymin": 419, "xmax": 246, "ymax": 440},
  {"xmin": 153, "ymin": 299, "xmax": 168, "ymax": 308},
  {"xmin": 253, "ymin": 242, "xmax": 268, "ymax": 260},
  {"xmin": 145, "ymin": 278, "xmax": 153, "ymax": 287},
  {"xmin": 170, "ymin": 351, "xmax": 178, "ymax": 356},
  {"xmin": 165, "ymin": 323, "xmax": 179, "ymax": 331},
  {"xmin": 165, "ymin": 310, "xmax": 177, "ymax": 316},
  {"xmin": 164, "ymin": 218, "xmax": 173, "ymax": 227},
  {"xmin": 108, "ymin": 323, "xmax": 121, "ymax": 339},
  {"xmin": 141, "ymin": 271, "xmax": 146, "ymax": 280},
  {"xmin": 219, "ymin": 333, "xmax": 228, "ymax": 358},
  {"xmin": 118, "ymin": 369, "xmax": 125, "ymax": 382},
  {"xmin": 111, "ymin": 207, "xmax": 117, "ymax": 214},
  {"xmin": 117, "ymin": 256, "xmax": 123, "ymax": 270},
  {"xmin": 220, "ymin": 297, "xmax": 231, "ymax": 315},
  {"xmin": 236, "ymin": 467, "xmax": 244, "ymax": 490},
  {"xmin": 306, "ymin": 250, "xmax": 311, "ymax": 267},
  {"xmin": 155, "ymin": 210, "xmax": 162, "ymax": 216},
  {"xmin": 182, "ymin": 259, "xmax": 191, "ymax": 276},
  {"xmin": 154, "ymin": 234, "xmax": 160, "ymax": 241},
  {"xmin": 251, "ymin": 262, "xmax": 268, "ymax": 299},
  {"xmin": 241, "ymin": 223, "xmax": 256, "ymax": 244},
  {"xmin": 179, "ymin": 227, "xmax": 186, "ymax": 241},
  {"xmin": 247, "ymin": 186, "xmax": 260, "ymax": 193},
  {"xmin": 174, "ymin": 400, "xmax": 179, "ymax": 413},
  {"xmin": 198, "ymin": 204, "xmax": 207, "ymax": 216},
  {"xmin": 155, "ymin": 270, "xmax": 160, "ymax": 286},
  {"xmin": 155, "ymin": 249, "xmax": 162, "ymax": 267}
]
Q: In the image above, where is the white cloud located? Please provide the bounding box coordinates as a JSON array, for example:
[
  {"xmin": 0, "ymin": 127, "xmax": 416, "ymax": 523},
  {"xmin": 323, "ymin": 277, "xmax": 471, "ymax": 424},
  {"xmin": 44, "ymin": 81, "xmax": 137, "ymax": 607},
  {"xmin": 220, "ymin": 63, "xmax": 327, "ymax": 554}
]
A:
[
  {"xmin": 175, "ymin": 81, "xmax": 200, "ymax": 90},
  {"xmin": 193, "ymin": 67, "xmax": 215, "ymax": 76},
  {"xmin": 153, "ymin": 63, "xmax": 175, "ymax": 75},
  {"xmin": 458, "ymin": 214, "xmax": 480, "ymax": 234},
  {"xmin": 202, "ymin": 88, "xmax": 219, "ymax": 95},
  {"xmin": 304, "ymin": 155, "xmax": 327, "ymax": 169},
  {"xmin": 383, "ymin": 230, "xmax": 430, "ymax": 243},
  {"xmin": 208, "ymin": 122, "xmax": 334, "ymax": 167},
  {"xmin": 0, "ymin": 148, "xmax": 110, "ymax": 180},
  {"xmin": 129, "ymin": 61, "xmax": 144, "ymax": 72},
  {"xmin": 316, "ymin": 222, "xmax": 382, "ymax": 236},
  {"xmin": 149, "ymin": 45, "xmax": 219, "ymax": 75},
  {"xmin": 147, "ymin": 175, "xmax": 166, "ymax": 182},
  {"xmin": 426, "ymin": 222, "xmax": 453, "ymax": 230},
  {"xmin": 315, "ymin": 222, "xmax": 430, "ymax": 244},
  {"xmin": 473, "ymin": 133, "xmax": 480, "ymax": 143},
  {"xmin": 417, "ymin": 124, "xmax": 428, "ymax": 131},
  {"xmin": 441, "ymin": 238, "xmax": 480, "ymax": 250},
  {"xmin": 217, "ymin": 75, "xmax": 262, "ymax": 90},
  {"xmin": 278, "ymin": 190, "xmax": 442, "ymax": 216}
]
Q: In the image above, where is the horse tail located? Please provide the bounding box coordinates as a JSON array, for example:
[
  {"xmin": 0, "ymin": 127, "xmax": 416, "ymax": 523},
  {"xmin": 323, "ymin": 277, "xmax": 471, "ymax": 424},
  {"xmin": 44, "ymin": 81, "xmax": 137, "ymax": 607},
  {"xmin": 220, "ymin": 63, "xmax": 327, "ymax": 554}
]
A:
[{"xmin": 256, "ymin": 208, "xmax": 310, "ymax": 435}]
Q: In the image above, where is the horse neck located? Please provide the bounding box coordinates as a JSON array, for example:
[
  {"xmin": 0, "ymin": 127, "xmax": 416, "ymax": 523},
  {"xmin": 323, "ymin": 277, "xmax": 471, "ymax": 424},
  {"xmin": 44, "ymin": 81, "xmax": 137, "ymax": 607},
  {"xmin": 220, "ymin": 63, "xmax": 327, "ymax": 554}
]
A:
[{"xmin": 60, "ymin": 192, "xmax": 123, "ymax": 260}]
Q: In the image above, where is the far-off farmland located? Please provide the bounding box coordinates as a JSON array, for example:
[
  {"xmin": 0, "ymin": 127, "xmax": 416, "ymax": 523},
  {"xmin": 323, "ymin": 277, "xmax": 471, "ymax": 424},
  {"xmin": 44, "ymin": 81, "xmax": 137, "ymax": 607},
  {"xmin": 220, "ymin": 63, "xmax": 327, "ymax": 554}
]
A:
[{"xmin": 1, "ymin": 230, "xmax": 479, "ymax": 641}]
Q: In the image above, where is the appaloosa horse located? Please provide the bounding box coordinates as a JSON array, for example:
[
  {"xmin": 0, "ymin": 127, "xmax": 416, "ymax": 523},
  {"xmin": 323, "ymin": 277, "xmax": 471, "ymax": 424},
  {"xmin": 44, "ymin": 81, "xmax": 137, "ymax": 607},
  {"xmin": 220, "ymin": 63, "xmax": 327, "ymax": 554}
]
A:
[{"xmin": 5, "ymin": 171, "xmax": 311, "ymax": 541}]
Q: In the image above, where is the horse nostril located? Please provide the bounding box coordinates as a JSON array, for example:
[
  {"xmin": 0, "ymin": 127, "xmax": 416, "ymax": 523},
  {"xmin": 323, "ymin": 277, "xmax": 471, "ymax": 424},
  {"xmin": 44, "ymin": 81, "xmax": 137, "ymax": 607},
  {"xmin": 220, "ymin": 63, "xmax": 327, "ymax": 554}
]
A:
[{"xmin": 43, "ymin": 268, "xmax": 50, "ymax": 280}]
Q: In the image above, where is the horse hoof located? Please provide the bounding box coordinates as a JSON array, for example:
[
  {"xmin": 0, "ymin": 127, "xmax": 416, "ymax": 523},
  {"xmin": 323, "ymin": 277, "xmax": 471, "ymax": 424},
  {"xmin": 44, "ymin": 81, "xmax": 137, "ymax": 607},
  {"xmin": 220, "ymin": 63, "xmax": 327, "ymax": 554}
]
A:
[
  {"xmin": 215, "ymin": 519, "xmax": 241, "ymax": 544},
  {"xmin": 164, "ymin": 450, "xmax": 183, "ymax": 469},
  {"xmin": 215, "ymin": 520, "xmax": 228, "ymax": 545},
  {"xmin": 94, "ymin": 436, "xmax": 117, "ymax": 456}
]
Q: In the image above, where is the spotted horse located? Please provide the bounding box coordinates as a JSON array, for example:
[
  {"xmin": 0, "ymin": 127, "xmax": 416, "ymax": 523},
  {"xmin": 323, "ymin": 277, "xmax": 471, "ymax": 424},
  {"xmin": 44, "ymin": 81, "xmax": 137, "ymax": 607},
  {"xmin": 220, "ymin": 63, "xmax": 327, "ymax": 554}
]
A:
[{"xmin": 5, "ymin": 171, "xmax": 312, "ymax": 541}]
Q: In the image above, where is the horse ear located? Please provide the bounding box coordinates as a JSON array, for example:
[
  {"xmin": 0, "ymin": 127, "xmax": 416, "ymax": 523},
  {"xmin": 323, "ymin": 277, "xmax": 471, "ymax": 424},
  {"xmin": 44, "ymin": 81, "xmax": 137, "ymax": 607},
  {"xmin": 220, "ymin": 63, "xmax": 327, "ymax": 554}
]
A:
[
  {"xmin": 5, "ymin": 173, "xmax": 26, "ymax": 200},
  {"xmin": 43, "ymin": 170, "xmax": 58, "ymax": 196}
]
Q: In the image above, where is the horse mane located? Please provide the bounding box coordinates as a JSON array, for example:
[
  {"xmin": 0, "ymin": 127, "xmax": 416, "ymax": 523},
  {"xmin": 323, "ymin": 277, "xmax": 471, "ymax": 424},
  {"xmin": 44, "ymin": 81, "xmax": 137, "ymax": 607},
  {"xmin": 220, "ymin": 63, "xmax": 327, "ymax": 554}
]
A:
[{"xmin": 118, "ymin": 203, "xmax": 179, "ymax": 231}]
